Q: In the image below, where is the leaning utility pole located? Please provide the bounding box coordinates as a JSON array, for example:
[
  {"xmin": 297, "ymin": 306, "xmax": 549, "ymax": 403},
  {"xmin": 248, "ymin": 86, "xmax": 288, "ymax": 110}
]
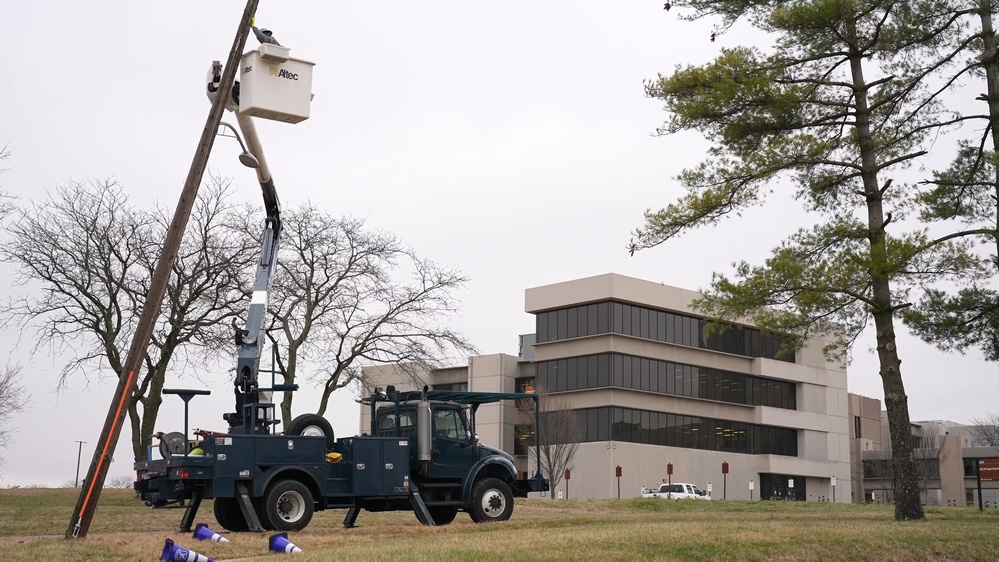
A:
[{"xmin": 66, "ymin": 0, "xmax": 261, "ymax": 539}]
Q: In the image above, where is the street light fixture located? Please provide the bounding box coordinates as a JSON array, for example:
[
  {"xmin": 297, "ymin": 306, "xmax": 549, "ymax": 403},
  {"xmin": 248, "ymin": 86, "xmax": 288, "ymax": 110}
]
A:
[{"xmin": 217, "ymin": 121, "xmax": 259, "ymax": 169}]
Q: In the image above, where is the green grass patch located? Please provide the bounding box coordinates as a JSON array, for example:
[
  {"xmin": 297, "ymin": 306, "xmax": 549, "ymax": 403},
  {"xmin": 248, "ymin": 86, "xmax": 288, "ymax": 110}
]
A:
[{"xmin": 2, "ymin": 489, "xmax": 999, "ymax": 561}]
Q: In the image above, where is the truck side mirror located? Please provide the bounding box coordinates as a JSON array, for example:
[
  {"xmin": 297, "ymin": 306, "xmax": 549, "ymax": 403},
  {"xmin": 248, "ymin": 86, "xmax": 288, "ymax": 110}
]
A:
[{"xmin": 459, "ymin": 430, "xmax": 476, "ymax": 447}]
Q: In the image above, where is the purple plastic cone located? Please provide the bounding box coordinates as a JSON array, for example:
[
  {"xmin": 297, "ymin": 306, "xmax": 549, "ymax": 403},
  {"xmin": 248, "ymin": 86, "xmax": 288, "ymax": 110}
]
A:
[
  {"xmin": 193, "ymin": 523, "xmax": 230, "ymax": 543},
  {"xmin": 269, "ymin": 532, "xmax": 303, "ymax": 554},
  {"xmin": 161, "ymin": 538, "xmax": 215, "ymax": 562}
]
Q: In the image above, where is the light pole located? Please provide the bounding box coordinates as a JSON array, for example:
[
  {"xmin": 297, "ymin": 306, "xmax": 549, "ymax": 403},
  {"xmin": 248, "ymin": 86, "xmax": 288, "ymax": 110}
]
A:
[{"xmin": 74, "ymin": 441, "xmax": 86, "ymax": 488}]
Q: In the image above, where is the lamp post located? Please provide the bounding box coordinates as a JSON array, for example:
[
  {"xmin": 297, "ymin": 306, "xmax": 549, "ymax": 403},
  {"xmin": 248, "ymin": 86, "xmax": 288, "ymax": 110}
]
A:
[
  {"xmin": 722, "ymin": 462, "xmax": 729, "ymax": 500},
  {"xmin": 74, "ymin": 441, "xmax": 86, "ymax": 488}
]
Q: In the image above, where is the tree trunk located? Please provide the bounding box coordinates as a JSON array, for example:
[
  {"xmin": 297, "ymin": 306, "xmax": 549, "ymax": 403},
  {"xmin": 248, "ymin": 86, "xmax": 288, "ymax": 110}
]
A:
[
  {"xmin": 137, "ymin": 364, "xmax": 167, "ymax": 461},
  {"xmin": 279, "ymin": 344, "xmax": 298, "ymax": 426},
  {"xmin": 980, "ymin": 5, "xmax": 999, "ymax": 261},
  {"xmin": 848, "ymin": 24, "xmax": 924, "ymax": 520}
]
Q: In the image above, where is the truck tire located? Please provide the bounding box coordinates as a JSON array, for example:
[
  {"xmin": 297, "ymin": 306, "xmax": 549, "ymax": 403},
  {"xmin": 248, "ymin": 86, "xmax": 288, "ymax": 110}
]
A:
[
  {"xmin": 263, "ymin": 480, "xmax": 314, "ymax": 532},
  {"xmin": 253, "ymin": 497, "xmax": 275, "ymax": 531},
  {"xmin": 286, "ymin": 413, "xmax": 335, "ymax": 449},
  {"xmin": 213, "ymin": 497, "xmax": 249, "ymax": 532},
  {"xmin": 468, "ymin": 477, "xmax": 514, "ymax": 523},
  {"xmin": 427, "ymin": 506, "xmax": 458, "ymax": 526}
]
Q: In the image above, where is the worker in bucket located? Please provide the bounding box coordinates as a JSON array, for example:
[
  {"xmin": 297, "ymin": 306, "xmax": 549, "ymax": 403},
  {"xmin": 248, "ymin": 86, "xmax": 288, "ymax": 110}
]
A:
[{"xmin": 253, "ymin": 26, "xmax": 280, "ymax": 46}]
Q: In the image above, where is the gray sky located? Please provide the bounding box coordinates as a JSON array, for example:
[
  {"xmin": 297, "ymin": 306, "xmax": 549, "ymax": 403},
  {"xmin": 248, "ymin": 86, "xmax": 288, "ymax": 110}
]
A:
[{"xmin": 1, "ymin": 1, "xmax": 993, "ymax": 487}]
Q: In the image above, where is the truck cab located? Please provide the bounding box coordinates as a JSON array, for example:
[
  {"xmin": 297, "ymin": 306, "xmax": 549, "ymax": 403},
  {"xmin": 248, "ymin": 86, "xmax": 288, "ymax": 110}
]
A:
[
  {"xmin": 362, "ymin": 388, "xmax": 547, "ymax": 524},
  {"xmin": 373, "ymin": 400, "xmax": 505, "ymax": 481}
]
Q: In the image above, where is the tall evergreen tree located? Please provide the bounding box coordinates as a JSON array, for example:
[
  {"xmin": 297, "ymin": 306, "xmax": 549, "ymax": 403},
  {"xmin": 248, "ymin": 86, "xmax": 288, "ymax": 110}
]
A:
[
  {"xmin": 902, "ymin": 2, "xmax": 999, "ymax": 361},
  {"xmin": 631, "ymin": 0, "xmax": 979, "ymax": 520}
]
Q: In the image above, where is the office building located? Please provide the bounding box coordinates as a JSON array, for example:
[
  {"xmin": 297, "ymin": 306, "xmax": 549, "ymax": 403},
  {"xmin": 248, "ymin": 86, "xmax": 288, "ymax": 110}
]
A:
[{"xmin": 364, "ymin": 273, "xmax": 856, "ymax": 501}]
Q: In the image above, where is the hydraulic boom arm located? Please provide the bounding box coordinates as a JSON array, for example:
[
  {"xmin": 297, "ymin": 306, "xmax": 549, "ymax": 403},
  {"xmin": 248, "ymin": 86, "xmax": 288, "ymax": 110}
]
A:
[{"xmin": 208, "ymin": 61, "xmax": 283, "ymax": 433}]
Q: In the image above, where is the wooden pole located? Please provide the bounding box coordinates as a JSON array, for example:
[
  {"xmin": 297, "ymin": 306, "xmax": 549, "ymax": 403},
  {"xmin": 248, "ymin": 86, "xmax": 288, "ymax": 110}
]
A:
[{"xmin": 65, "ymin": 0, "xmax": 261, "ymax": 538}]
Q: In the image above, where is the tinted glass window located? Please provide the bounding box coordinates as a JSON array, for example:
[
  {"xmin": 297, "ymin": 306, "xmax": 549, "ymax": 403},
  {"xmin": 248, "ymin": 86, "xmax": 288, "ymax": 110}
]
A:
[
  {"xmin": 433, "ymin": 410, "xmax": 464, "ymax": 440},
  {"xmin": 376, "ymin": 410, "xmax": 416, "ymax": 432},
  {"xmin": 532, "ymin": 353, "xmax": 796, "ymax": 410},
  {"xmin": 537, "ymin": 301, "xmax": 793, "ymax": 362}
]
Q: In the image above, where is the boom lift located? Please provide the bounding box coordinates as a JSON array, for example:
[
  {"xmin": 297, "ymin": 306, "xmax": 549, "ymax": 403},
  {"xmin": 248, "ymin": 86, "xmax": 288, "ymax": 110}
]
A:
[
  {"xmin": 206, "ymin": 59, "xmax": 292, "ymax": 437},
  {"xmin": 134, "ymin": 37, "xmax": 548, "ymax": 534}
]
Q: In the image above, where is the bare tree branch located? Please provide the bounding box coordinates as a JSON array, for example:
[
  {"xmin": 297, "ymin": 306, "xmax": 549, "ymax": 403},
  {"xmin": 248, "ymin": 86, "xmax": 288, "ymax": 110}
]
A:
[
  {"xmin": 517, "ymin": 389, "xmax": 579, "ymax": 497},
  {"xmin": 0, "ymin": 177, "xmax": 257, "ymax": 461},
  {"xmin": 257, "ymin": 204, "xmax": 477, "ymax": 426},
  {"xmin": 968, "ymin": 413, "xmax": 999, "ymax": 447},
  {"xmin": 0, "ymin": 365, "xmax": 30, "ymax": 468}
]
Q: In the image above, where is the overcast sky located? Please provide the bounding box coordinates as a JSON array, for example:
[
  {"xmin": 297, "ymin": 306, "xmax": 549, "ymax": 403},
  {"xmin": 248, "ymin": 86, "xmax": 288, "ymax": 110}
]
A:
[{"xmin": 1, "ymin": 1, "xmax": 993, "ymax": 487}]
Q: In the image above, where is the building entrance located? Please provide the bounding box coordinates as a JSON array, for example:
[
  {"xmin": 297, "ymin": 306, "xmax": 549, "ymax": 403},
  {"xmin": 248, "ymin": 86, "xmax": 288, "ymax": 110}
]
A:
[{"xmin": 760, "ymin": 473, "xmax": 806, "ymax": 501}]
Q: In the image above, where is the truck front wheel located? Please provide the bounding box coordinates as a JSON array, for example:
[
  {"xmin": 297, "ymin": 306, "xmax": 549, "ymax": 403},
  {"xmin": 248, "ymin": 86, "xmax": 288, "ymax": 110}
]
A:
[
  {"xmin": 468, "ymin": 477, "xmax": 513, "ymax": 523},
  {"xmin": 263, "ymin": 480, "xmax": 314, "ymax": 532}
]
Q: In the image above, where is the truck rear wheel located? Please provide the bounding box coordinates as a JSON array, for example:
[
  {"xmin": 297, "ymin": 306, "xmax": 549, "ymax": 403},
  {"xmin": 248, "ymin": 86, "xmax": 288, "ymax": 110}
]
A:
[
  {"xmin": 213, "ymin": 497, "xmax": 249, "ymax": 532},
  {"xmin": 253, "ymin": 497, "xmax": 275, "ymax": 530},
  {"xmin": 468, "ymin": 477, "xmax": 513, "ymax": 523},
  {"xmin": 263, "ymin": 480, "xmax": 314, "ymax": 532},
  {"xmin": 427, "ymin": 506, "xmax": 458, "ymax": 526},
  {"xmin": 286, "ymin": 413, "xmax": 335, "ymax": 449}
]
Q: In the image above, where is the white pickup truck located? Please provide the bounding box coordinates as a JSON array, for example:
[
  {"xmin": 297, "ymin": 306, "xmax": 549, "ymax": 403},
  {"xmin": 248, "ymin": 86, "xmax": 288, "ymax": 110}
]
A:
[{"xmin": 641, "ymin": 483, "xmax": 710, "ymax": 500}]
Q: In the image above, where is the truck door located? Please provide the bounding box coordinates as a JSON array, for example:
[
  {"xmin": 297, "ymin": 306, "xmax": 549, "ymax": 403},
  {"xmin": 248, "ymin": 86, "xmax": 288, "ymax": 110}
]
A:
[{"xmin": 430, "ymin": 407, "xmax": 478, "ymax": 480}]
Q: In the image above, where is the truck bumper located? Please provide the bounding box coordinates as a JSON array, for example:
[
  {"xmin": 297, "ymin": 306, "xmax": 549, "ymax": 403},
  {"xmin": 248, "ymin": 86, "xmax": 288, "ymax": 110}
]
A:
[
  {"xmin": 134, "ymin": 458, "xmax": 213, "ymax": 507},
  {"xmin": 511, "ymin": 475, "xmax": 549, "ymax": 497}
]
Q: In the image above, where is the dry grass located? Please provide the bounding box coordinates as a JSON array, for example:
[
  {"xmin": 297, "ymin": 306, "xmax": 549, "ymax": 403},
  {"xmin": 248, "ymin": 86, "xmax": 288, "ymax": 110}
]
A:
[{"xmin": 1, "ymin": 489, "xmax": 998, "ymax": 561}]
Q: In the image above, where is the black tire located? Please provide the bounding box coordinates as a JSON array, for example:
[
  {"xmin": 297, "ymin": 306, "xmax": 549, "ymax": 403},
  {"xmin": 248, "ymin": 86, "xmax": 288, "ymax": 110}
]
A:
[
  {"xmin": 427, "ymin": 506, "xmax": 458, "ymax": 526},
  {"xmin": 213, "ymin": 497, "xmax": 249, "ymax": 532},
  {"xmin": 253, "ymin": 496, "xmax": 275, "ymax": 530},
  {"xmin": 263, "ymin": 479, "xmax": 314, "ymax": 532},
  {"xmin": 468, "ymin": 478, "xmax": 514, "ymax": 523},
  {"xmin": 286, "ymin": 414, "xmax": 335, "ymax": 449}
]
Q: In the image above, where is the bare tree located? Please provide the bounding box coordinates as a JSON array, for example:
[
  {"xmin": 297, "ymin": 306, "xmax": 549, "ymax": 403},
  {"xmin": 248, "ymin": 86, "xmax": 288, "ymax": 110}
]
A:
[
  {"xmin": 0, "ymin": 366, "xmax": 30, "ymax": 467},
  {"xmin": 862, "ymin": 457, "xmax": 893, "ymax": 504},
  {"xmin": 968, "ymin": 413, "xmax": 999, "ymax": 447},
  {"xmin": 913, "ymin": 427, "xmax": 949, "ymax": 506},
  {"xmin": 516, "ymin": 390, "xmax": 579, "ymax": 498},
  {"xmin": 0, "ymin": 145, "xmax": 12, "ymax": 217},
  {"xmin": 0, "ymin": 177, "xmax": 256, "ymax": 461},
  {"xmin": 258, "ymin": 205, "xmax": 476, "ymax": 426},
  {"xmin": 128, "ymin": 179, "xmax": 258, "ymax": 456},
  {"xmin": 0, "ymin": 147, "xmax": 28, "ymax": 471},
  {"xmin": 104, "ymin": 474, "xmax": 134, "ymax": 489}
]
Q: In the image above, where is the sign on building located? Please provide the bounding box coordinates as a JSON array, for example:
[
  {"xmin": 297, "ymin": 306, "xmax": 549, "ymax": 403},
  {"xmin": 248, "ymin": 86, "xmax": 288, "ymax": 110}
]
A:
[{"xmin": 978, "ymin": 459, "xmax": 999, "ymax": 481}]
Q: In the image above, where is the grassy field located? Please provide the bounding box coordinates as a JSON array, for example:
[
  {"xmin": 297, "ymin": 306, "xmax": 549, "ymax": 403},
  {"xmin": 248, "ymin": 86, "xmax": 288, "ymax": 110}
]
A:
[{"xmin": 2, "ymin": 489, "xmax": 998, "ymax": 561}]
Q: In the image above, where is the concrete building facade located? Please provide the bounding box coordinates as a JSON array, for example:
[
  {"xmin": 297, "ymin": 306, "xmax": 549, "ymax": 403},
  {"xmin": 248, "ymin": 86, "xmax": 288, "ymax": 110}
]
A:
[
  {"xmin": 861, "ymin": 417, "xmax": 999, "ymax": 507},
  {"xmin": 364, "ymin": 273, "xmax": 856, "ymax": 501}
]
